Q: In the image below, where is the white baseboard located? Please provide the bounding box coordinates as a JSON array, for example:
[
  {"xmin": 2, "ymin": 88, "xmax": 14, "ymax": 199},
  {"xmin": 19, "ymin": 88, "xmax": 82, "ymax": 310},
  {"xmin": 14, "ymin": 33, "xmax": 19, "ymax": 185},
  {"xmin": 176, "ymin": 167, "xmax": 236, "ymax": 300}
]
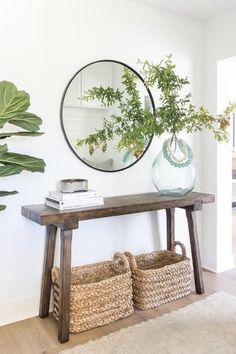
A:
[
  {"xmin": 0, "ymin": 293, "xmax": 40, "ymax": 326},
  {"xmin": 202, "ymin": 253, "xmax": 217, "ymax": 273},
  {"xmin": 202, "ymin": 252, "xmax": 235, "ymax": 273}
]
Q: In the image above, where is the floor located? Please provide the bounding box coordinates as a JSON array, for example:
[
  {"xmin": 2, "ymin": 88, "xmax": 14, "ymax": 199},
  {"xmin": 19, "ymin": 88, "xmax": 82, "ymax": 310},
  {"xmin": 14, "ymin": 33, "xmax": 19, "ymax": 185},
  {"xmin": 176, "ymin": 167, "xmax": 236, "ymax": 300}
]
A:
[{"xmin": 1, "ymin": 269, "xmax": 236, "ymax": 354}]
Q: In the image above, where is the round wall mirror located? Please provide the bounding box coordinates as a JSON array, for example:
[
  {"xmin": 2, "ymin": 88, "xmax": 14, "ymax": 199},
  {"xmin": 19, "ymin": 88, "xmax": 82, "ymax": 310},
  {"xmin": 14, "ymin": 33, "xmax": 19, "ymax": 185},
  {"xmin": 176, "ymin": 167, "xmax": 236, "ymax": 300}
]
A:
[{"xmin": 60, "ymin": 60, "xmax": 155, "ymax": 172}]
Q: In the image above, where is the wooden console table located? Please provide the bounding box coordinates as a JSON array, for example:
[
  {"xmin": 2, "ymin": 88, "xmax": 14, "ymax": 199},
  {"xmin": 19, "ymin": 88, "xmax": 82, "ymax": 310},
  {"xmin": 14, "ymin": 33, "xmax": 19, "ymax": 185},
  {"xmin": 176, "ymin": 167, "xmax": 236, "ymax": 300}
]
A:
[{"xmin": 21, "ymin": 191, "xmax": 214, "ymax": 343}]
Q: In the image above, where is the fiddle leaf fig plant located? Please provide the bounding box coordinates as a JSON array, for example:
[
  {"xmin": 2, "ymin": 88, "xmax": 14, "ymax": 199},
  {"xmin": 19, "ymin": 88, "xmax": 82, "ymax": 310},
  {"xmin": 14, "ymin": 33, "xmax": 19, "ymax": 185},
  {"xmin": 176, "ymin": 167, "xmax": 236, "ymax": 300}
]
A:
[{"xmin": 0, "ymin": 81, "xmax": 45, "ymax": 211}]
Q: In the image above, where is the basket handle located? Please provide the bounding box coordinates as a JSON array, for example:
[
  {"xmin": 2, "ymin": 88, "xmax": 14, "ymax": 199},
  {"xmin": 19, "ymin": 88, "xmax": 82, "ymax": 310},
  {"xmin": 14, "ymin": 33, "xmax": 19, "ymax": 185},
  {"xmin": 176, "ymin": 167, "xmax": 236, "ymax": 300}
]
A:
[
  {"xmin": 124, "ymin": 251, "xmax": 138, "ymax": 271},
  {"xmin": 173, "ymin": 241, "xmax": 186, "ymax": 256},
  {"xmin": 113, "ymin": 252, "xmax": 130, "ymax": 273}
]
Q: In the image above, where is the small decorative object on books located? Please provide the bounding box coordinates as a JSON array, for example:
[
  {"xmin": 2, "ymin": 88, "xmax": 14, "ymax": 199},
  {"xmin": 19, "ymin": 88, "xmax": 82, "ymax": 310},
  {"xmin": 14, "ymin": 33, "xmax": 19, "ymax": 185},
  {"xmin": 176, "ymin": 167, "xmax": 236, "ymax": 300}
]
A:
[
  {"xmin": 125, "ymin": 241, "xmax": 191, "ymax": 310},
  {"xmin": 45, "ymin": 189, "xmax": 104, "ymax": 210},
  {"xmin": 60, "ymin": 178, "xmax": 88, "ymax": 193}
]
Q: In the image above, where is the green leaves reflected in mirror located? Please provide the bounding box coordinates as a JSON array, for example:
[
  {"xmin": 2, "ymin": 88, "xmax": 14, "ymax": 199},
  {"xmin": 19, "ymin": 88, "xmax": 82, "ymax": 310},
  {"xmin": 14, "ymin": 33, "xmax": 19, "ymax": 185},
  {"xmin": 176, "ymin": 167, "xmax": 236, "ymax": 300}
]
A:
[
  {"xmin": 0, "ymin": 81, "xmax": 45, "ymax": 210},
  {"xmin": 61, "ymin": 60, "xmax": 155, "ymax": 172},
  {"xmin": 61, "ymin": 57, "xmax": 236, "ymax": 175},
  {"xmin": 76, "ymin": 67, "xmax": 155, "ymax": 158}
]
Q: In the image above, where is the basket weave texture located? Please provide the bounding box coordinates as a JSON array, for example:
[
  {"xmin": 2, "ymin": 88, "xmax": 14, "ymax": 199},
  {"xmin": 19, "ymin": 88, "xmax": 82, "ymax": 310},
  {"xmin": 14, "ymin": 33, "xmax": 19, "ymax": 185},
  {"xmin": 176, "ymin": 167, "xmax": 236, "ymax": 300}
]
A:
[
  {"xmin": 51, "ymin": 252, "xmax": 133, "ymax": 333},
  {"xmin": 125, "ymin": 241, "xmax": 191, "ymax": 310}
]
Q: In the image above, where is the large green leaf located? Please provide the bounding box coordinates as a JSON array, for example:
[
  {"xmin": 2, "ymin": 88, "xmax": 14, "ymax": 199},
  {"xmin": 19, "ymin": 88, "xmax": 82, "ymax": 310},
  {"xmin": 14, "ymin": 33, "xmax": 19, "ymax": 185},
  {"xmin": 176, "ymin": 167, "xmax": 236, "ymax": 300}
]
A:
[
  {"xmin": 0, "ymin": 81, "xmax": 30, "ymax": 127},
  {"xmin": 9, "ymin": 112, "xmax": 42, "ymax": 132},
  {"xmin": 0, "ymin": 144, "xmax": 8, "ymax": 156},
  {"xmin": 0, "ymin": 165, "xmax": 23, "ymax": 177},
  {"xmin": 0, "ymin": 190, "xmax": 18, "ymax": 211},
  {"xmin": 0, "ymin": 131, "xmax": 44, "ymax": 139},
  {"xmin": 0, "ymin": 152, "xmax": 45, "ymax": 172},
  {"xmin": 0, "ymin": 190, "xmax": 18, "ymax": 196}
]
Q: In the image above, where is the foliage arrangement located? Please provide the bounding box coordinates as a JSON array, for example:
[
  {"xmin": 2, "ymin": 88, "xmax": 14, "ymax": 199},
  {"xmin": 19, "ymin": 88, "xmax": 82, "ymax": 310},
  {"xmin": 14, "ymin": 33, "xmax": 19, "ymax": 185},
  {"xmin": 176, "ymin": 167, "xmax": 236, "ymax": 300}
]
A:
[
  {"xmin": 140, "ymin": 55, "xmax": 236, "ymax": 142},
  {"xmin": 0, "ymin": 81, "xmax": 45, "ymax": 210},
  {"xmin": 76, "ymin": 67, "xmax": 155, "ymax": 157},
  {"xmin": 76, "ymin": 56, "xmax": 236, "ymax": 158}
]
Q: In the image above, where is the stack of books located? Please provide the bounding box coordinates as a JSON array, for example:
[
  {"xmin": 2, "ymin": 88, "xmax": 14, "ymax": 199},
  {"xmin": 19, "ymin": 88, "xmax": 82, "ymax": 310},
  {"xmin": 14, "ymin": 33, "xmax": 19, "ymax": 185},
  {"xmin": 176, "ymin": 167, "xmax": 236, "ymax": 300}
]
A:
[{"xmin": 45, "ymin": 190, "xmax": 104, "ymax": 210}]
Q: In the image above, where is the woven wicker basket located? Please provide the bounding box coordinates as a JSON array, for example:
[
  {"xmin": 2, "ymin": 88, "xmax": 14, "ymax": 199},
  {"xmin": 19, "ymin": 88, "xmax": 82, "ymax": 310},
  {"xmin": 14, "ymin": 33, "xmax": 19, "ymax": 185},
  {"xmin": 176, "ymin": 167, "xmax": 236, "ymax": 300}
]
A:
[
  {"xmin": 51, "ymin": 252, "xmax": 133, "ymax": 333},
  {"xmin": 125, "ymin": 241, "xmax": 191, "ymax": 310}
]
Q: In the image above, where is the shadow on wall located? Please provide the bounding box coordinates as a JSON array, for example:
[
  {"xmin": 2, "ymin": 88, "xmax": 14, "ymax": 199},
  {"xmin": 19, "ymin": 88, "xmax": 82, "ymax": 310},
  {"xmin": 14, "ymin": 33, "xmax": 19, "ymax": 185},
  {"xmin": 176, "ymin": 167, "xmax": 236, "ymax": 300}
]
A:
[{"xmin": 150, "ymin": 211, "xmax": 162, "ymax": 250}]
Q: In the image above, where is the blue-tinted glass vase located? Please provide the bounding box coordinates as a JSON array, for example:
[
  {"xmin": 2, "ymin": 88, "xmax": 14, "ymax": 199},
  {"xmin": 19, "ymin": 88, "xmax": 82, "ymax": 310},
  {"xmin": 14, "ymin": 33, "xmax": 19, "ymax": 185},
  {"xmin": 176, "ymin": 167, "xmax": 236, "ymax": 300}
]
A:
[{"xmin": 152, "ymin": 136, "xmax": 197, "ymax": 197}]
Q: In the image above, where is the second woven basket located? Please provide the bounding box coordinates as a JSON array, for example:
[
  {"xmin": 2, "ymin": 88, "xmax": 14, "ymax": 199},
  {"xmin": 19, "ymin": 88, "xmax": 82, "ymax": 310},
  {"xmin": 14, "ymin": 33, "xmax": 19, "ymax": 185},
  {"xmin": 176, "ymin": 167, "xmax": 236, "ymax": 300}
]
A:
[{"xmin": 125, "ymin": 241, "xmax": 191, "ymax": 310}]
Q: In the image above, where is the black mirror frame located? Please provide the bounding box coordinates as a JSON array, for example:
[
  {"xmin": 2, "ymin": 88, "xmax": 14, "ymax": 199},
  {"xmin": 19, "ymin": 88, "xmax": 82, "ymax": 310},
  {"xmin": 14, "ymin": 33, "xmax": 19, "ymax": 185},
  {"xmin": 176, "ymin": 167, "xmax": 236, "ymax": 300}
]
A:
[{"xmin": 60, "ymin": 59, "xmax": 155, "ymax": 173}]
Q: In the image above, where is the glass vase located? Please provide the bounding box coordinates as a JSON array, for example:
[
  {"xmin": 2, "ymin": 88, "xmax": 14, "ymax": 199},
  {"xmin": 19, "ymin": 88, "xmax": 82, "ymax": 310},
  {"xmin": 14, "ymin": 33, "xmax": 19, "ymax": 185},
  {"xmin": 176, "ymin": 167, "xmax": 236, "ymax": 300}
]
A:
[{"xmin": 152, "ymin": 136, "xmax": 197, "ymax": 197}]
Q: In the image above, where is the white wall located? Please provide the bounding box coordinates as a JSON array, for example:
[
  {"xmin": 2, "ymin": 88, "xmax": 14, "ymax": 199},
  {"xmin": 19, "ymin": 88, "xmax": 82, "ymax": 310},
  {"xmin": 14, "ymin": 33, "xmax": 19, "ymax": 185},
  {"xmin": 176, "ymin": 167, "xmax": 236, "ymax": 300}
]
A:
[
  {"xmin": 202, "ymin": 11, "xmax": 236, "ymax": 272},
  {"xmin": 0, "ymin": 0, "xmax": 203, "ymax": 325},
  {"xmin": 218, "ymin": 58, "xmax": 236, "ymax": 203}
]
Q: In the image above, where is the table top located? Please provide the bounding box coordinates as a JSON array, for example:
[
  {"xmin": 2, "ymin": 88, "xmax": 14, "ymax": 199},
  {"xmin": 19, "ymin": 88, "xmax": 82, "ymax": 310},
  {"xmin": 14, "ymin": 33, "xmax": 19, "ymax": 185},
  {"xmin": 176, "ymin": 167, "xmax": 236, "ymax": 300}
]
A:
[{"xmin": 21, "ymin": 192, "xmax": 214, "ymax": 226}]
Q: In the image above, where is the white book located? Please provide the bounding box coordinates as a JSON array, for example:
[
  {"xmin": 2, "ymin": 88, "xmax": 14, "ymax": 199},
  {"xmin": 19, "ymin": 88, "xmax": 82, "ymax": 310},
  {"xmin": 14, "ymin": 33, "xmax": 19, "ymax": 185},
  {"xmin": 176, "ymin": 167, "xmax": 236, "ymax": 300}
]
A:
[
  {"xmin": 45, "ymin": 196, "xmax": 104, "ymax": 210},
  {"xmin": 45, "ymin": 201, "xmax": 104, "ymax": 211},
  {"xmin": 46, "ymin": 196, "xmax": 104, "ymax": 207},
  {"xmin": 49, "ymin": 189, "xmax": 101, "ymax": 201}
]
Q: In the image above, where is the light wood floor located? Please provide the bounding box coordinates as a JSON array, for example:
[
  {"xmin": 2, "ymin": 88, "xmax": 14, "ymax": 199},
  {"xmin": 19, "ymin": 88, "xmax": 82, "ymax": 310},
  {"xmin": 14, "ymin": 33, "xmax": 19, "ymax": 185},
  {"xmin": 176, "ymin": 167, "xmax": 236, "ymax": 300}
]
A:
[{"xmin": 1, "ymin": 269, "xmax": 236, "ymax": 354}]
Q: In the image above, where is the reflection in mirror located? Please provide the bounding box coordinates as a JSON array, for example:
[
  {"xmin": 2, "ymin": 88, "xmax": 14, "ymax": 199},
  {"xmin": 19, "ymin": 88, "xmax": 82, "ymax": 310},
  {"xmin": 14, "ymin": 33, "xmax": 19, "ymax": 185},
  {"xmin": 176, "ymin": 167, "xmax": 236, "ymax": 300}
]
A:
[{"xmin": 61, "ymin": 60, "xmax": 154, "ymax": 172}]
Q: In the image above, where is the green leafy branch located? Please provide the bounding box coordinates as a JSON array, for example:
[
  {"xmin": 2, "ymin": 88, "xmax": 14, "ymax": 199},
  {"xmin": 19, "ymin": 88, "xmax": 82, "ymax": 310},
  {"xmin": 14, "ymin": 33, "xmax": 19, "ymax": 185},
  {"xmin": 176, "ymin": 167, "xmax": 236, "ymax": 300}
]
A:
[
  {"xmin": 77, "ymin": 67, "xmax": 154, "ymax": 156},
  {"xmin": 81, "ymin": 87, "xmax": 123, "ymax": 107},
  {"xmin": 76, "ymin": 56, "xmax": 236, "ymax": 162},
  {"xmin": 0, "ymin": 81, "xmax": 45, "ymax": 210},
  {"xmin": 140, "ymin": 55, "xmax": 236, "ymax": 141}
]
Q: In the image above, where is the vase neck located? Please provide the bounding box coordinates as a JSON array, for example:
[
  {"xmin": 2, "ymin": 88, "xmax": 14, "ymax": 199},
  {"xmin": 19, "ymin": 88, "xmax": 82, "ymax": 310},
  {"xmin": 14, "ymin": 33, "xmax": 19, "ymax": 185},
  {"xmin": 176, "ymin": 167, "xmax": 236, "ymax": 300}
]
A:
[
  {"xmin": 170, "ymin": 135, "xmax": 179, "ymax": 151},
  {"xmin": 162, "ymin": 137, "xmax": 193, "ymax": 167}
]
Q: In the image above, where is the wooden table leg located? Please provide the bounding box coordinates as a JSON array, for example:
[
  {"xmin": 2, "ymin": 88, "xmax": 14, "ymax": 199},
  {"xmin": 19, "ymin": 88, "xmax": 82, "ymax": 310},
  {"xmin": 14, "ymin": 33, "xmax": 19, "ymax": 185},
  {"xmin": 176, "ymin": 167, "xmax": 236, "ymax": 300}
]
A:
[
  {"xmin": 185, "ymin": 206, "xmax": 204, "ymax": 294},
  {"xmin": 58, "ymin": 229, "xmax": 72, "ymax": 343},
  {"xmin": 166, "ymin": 208, "xmax": 175, "ymax": 250},
  {"xmin": 39, "ymin": 225, "xmax": 57, "ymax": 318}
]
